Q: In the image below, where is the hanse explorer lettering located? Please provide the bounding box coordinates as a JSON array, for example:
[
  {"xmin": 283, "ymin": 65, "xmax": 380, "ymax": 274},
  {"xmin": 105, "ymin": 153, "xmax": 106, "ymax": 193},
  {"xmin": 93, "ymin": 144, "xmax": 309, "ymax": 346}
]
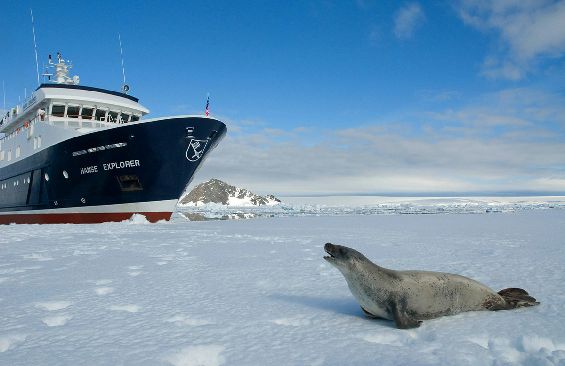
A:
[{"xmin": 103, "ymin": 160, "xmax": 140, "ymax": 171}]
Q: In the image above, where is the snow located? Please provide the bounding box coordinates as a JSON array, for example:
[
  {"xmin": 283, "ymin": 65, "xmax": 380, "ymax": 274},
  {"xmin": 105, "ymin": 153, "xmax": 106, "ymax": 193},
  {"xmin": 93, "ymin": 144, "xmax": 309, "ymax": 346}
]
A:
[
  {"xmin": 226, "ymin": 194, "xmax": 279, "ymax": 207},
  {"xmin": 178, "ymin": 195, "xmax": 565, "ymax": 220},
  {"xmin": 1, "ymin": 198, "xmax": 565, "ymax": 365},
  {"xmin": 181, "ymin": 194, "xmax": 280, "ymax": 207}
]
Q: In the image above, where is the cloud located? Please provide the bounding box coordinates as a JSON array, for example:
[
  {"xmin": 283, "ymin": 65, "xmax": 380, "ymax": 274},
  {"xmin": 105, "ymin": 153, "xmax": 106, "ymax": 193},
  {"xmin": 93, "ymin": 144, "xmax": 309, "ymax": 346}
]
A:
[
  {"xmin": 455, "ymin": 0, "xmax": 565, "ymax": 79},
  {"xmin": 394, "ymin": 3, "xmax": 426, "ymax": 40},
  {"xmin": 193, "ymin": 88, "xmax": 565, "ymax": 195}
]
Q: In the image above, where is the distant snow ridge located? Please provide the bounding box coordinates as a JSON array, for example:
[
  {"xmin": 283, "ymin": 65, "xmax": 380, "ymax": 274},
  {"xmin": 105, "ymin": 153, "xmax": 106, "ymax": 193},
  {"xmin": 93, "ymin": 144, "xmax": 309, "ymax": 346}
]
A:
[{"xmin": 179, "ymin": 179, "xmax": 281, "ymax": 207}]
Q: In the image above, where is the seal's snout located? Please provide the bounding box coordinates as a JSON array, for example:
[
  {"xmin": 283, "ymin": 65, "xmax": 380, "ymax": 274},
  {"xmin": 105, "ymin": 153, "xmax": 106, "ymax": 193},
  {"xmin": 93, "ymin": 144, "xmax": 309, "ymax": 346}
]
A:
[{"xmin": 324, "ymin": 243, "xmax": 335, "ymax": 261}]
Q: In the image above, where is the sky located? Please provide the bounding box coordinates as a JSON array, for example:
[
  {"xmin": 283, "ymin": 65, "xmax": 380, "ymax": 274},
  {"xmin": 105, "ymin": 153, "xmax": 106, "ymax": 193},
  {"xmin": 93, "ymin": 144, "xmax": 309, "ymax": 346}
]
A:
[{"xmin": 1, "ymin": 0, "xmax": 565, "ymax": 195}]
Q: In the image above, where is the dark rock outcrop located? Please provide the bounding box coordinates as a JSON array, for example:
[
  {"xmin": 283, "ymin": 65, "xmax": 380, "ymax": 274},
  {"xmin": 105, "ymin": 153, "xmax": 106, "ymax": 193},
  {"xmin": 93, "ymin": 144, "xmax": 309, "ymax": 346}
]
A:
[{"xmin": 180, "ymin": 179, "xmax": 281, "ymax": 206}]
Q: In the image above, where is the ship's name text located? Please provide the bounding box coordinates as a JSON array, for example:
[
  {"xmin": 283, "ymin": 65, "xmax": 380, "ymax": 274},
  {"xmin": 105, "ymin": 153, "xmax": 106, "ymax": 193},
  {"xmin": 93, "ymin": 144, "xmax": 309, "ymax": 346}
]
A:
[
  {"xmin": 80, "ymin": 160, "xmax": 141, "ymax": 175},
  {"xmin": 80, "ymin": 166, "xmax": 98, "ymax": 174}
]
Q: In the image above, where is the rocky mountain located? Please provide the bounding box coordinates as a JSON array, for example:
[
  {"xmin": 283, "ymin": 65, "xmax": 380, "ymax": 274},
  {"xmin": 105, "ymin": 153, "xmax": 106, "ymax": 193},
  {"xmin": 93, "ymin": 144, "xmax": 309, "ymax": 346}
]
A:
[{"xmin": 179, "ymin": 179, "xmax": 281, "ymax": 206}]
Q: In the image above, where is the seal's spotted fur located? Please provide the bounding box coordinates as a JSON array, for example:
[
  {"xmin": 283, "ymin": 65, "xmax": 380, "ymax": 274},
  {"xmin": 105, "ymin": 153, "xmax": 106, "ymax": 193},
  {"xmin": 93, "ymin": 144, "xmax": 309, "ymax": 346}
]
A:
[{"xmin": 324, "ymin": 243, "xmax": 539, "ymax": 329}]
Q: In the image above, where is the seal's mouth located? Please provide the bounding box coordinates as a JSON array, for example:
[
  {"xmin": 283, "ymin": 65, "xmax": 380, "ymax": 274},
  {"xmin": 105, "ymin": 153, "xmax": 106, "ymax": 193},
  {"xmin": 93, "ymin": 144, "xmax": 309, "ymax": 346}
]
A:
[{"xmin": 323, "ymin": 243, "xmax": 337, "ymax": 262}]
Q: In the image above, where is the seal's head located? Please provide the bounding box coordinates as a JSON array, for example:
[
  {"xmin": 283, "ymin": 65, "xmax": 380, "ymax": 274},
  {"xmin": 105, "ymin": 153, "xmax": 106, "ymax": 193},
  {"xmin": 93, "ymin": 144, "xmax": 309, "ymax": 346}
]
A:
[{"xmin": 324, "ymin": 243, "xmax": 369, "ymax": 274}]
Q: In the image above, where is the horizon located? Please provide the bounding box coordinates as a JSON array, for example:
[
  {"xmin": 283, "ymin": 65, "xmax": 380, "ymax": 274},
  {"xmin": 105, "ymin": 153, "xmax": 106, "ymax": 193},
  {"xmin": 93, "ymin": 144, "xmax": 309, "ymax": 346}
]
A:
[
  {"xmin": 187, "ymin": 178, "xmax": 565, "ymax": 198},
  {"xmin": 2, "ymin": 1, "xmax": 565, "ymax": 196}
]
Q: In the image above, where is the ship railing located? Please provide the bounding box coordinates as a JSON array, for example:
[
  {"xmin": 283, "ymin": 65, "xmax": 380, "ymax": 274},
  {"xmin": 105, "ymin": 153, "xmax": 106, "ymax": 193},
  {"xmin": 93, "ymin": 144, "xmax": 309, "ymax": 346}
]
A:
[
  {"xmin": 46, "ymin": 116, "xmax": 117, "ymax": 129},
  {"xmin": 0, "ymin": 115, "xmax": 40, "ymax": 142},
  {"xmin": 0, "ymin": 111, "xmax": 131, "ymax": 143}
]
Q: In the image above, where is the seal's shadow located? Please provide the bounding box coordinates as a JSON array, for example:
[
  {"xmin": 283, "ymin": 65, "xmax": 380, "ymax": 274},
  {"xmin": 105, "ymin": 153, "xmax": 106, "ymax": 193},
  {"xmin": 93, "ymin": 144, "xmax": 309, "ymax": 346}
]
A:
[
  {"xmin": 270, "ymin": 293, "xmax": 359, "ymax": 315},
  {"xmin": 270, "ymin": 294, "xmax": 395, "ymax": 328}
]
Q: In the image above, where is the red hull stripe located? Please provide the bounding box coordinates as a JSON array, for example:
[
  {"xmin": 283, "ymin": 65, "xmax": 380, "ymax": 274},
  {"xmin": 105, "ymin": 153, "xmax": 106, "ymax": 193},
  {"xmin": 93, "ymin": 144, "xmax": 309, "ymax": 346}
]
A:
[{"xmin": 0, "ymin": 211, "xmax": 173, "ymax": 224}]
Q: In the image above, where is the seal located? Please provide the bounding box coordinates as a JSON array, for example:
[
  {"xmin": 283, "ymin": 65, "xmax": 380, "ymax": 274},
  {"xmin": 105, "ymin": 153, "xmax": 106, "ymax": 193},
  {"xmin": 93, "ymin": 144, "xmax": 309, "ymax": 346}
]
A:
[{"xmin": 323, "ymin": 243, "xmax": 539, "ymax": 329}]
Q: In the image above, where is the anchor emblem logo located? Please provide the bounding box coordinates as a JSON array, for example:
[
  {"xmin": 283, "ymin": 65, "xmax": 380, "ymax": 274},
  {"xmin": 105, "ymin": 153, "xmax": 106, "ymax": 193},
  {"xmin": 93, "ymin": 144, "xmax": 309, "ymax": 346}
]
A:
[{"xmin": 186, "ymin": 139, "xmax": 209, "ymax": 162}]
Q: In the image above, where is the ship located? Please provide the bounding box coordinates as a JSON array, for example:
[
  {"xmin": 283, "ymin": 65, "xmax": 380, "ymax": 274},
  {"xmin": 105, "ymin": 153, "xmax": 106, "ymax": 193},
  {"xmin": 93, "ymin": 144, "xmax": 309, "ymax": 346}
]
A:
[{"xmin": 0, "ymin": 53, "xmax": 226, "ymax": 224}]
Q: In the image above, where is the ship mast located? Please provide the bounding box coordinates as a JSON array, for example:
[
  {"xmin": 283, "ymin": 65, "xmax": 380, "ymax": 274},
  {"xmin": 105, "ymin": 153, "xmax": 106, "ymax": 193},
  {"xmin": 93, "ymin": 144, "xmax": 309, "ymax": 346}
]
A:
[
  {"xmin": 43, "ymin": 52, "xmax": 80, "ymax": 85},
  {"xmin": 30, "ymin": 8, "xmax": 41, "ymax": 87}
]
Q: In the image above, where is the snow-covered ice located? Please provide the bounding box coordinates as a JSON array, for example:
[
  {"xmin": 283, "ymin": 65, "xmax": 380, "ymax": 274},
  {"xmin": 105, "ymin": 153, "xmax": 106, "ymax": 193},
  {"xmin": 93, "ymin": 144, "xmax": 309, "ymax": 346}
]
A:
[
  {"xmin": 1, "ymin": 202, "xmax": 565, "ymax": 365},
  {"xmin": 178, "ymin": 195, "xmax": 565, "ymax": 221}
]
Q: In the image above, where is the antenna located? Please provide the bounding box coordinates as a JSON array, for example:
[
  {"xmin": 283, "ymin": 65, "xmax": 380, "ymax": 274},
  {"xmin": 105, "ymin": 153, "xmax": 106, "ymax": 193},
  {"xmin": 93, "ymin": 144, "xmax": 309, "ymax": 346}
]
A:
[
  {"xmin": 30, "ymin": 9, "xmax": 40, "ymax": 86},
  {"xmin": 118, "ymin": 33, "xmax": 129, "ymax": 93},
  {"xmin": 2, "ymin": 80, "xmax": 5, "ymax": 112}
]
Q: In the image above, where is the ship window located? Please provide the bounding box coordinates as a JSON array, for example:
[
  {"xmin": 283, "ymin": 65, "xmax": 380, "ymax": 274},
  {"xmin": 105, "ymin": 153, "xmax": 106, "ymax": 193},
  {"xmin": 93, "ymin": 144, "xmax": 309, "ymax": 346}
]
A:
[
  {"xmin": 44, "ymin": 173, "xmax": 49, "ymax": 181},
  {"xmin": 119, "ymin": 113, "xmax": 130, "ymax": 123},
  {"xmin": 81, "ymin": 107, "xmax": 94, "ymax": 120},
  {"xmin": 67, "ymin": 106, "xmax": 80, "ymax": 118},
  {"xmin": 0, "ymin": 151, "xmax": 4, "ymax": 160},
  {"xmin": 7, "ymin": 150, "xmax": 11, "ymax": 161},
  {"xmin": 117, "ymin": 175, "xmax": 143, "ymax": 192},
  {"xmin": 16, "ymin": 146, "xmax": 21, "ymax": 158},
  {"xmin": 52, "ymin": 104, "xmax": 65, "ymax": 117},
  {"xmin": 108, "ymin": 111, "xmax": 119, "ymax": 123},
  {"xmin": 63, "ymin": 170, "xmax": 69, "ymax": 179},
  {"xmin": 37, "ymin": 135, "xmax": 42, "ymax": 148},
  {"xmin": 131, "ymin": 115, "xmax": 140, "ymax": 122},
  {"xmin": 95, "ymin": 109, "xmax": 107, "ymax": 121}
]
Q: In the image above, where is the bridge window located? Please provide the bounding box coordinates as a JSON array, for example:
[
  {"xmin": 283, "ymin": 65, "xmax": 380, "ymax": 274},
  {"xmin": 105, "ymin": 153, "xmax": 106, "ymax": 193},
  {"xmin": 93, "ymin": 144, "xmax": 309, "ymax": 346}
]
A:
[
  {"xmin": 131, "ymin": 115, "xmax": 140, "ymax": 122},
  {"xmin": 108, "ymin": 111, "xmax": 119, "ymax": 123},
  {"xmin": 95, "ymin": 109, "xmax": 107, "ymax": 121},
  {"xmin": 67, "ymin": 105, "xmax": 80, "ymax": 118},
  {"xmin": 81, "ymin": 107, "xmax": 94, "ymax": 120},
  {"xmin": 119, "ymin": 113, "xmax": 130, "ymax": 123},
  {"xmin": 52, "ymin": 104, "xmax": 65, "ymax": 117}
]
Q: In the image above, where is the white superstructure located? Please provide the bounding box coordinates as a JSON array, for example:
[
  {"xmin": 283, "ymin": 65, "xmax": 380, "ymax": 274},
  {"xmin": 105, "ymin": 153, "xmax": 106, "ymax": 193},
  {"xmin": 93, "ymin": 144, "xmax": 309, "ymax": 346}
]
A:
[{"xmin": 0, "ymin": 53, "xmax": 149, "ymax": 169}]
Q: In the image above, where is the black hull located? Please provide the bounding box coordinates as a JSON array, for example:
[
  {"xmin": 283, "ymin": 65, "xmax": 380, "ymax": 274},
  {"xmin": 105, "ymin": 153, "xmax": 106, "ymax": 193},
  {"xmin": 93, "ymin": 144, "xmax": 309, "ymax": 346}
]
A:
[{"xmin": 0, "ymin": 117, "xmax": 226, "ymax": 224}]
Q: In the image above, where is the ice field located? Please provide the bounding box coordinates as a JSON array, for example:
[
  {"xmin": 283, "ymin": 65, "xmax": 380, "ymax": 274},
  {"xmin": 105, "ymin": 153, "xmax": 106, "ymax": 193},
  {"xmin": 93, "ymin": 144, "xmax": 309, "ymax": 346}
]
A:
[{"xmin": 1, "ymin": 201, "xmax": 565, "ymax": 365}]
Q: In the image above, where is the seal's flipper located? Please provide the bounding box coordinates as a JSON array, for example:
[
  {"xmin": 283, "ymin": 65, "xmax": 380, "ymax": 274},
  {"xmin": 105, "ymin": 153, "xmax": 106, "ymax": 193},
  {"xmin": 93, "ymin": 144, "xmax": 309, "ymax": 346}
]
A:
[
  {"xmin": 498, "ymin": 287, "xmax": 539, "ymax": 309},
  {"xmin": 392, "ymin": 305, "xmax": 422, "ymax": 329},
  {"xmin": 361, "ymin": 306, "xmax": 379, "ymax": 319}
]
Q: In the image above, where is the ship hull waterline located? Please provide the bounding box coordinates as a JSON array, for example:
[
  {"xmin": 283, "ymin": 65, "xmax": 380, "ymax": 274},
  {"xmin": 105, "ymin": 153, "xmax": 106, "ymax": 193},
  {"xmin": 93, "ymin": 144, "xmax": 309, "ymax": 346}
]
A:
[{"xmin": 0, "ymin": 116, "xmax": 226, "ymax": 224}]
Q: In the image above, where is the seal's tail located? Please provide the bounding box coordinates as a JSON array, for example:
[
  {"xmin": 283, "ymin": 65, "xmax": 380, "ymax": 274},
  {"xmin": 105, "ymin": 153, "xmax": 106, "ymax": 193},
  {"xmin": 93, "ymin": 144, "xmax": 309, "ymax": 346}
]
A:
[{"xmin": 498, "ymin": 288, "xmax": 540, "ymax": 308}]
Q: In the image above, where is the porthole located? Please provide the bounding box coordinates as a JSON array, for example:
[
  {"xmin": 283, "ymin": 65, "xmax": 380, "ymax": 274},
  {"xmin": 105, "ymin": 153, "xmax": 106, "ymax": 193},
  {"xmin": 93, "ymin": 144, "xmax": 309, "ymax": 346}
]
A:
[
  {"xmin": 44, "ymin": 173, "xmax": 49, "ymax": 181},
  {"xmin": 63, "ymin": 170, "xmax": 69, "ymax": 179}
]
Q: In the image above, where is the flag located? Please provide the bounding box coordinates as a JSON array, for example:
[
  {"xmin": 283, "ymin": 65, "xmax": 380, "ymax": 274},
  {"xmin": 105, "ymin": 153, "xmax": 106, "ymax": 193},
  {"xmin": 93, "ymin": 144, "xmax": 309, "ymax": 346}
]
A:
[{"xmin": 205, "ymin": 94, "xmax": 210, "ymax": 117}]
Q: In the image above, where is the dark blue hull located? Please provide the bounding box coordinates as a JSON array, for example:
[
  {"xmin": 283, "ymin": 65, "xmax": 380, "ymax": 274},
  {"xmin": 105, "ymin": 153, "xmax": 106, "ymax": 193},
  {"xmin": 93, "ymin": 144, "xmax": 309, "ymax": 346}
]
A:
[{"xmin": 0, "ymin": 117, "xmax": 226, "ymax": 223}]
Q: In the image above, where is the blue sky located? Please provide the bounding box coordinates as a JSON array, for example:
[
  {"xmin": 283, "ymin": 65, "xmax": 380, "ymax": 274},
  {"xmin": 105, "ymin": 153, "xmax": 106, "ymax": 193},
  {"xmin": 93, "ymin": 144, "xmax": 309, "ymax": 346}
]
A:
[{"xmin": 2, "ymin": 1, "xmax": 565, "ymax": 195}]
